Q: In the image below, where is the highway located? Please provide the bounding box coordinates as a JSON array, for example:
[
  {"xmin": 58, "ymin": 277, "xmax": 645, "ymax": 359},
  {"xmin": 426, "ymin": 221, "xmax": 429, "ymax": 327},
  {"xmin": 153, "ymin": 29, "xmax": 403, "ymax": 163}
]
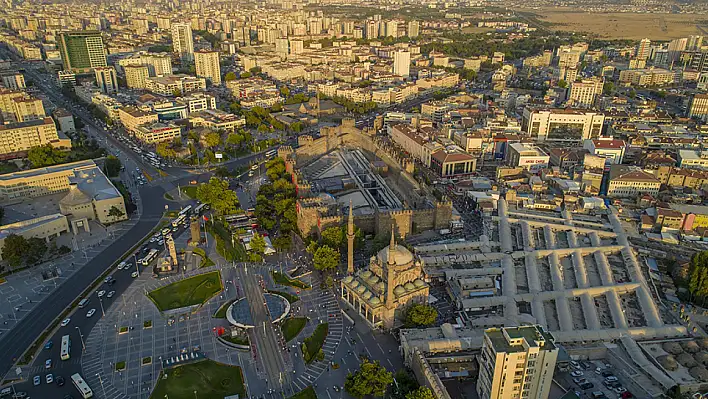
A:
[{"xmin": 235, "ymin": 265, "xmax": 290, "ymax": 393}]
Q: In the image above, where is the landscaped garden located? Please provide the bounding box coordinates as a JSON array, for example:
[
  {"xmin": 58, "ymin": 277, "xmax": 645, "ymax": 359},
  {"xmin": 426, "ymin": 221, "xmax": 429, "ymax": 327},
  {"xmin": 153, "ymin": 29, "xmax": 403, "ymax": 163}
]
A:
[
  {"xmin": 289, "ymin": 386, "xmax": 317, "ymax": 399},
  {"xmin": 150, "ymin": 359, "xmax": 245, "ymax": 399},
  {"xmin": 267, "ymin": 289, "xmax": 299, "ymax": 304},
  {"xmin": 271, "ymin": 271, "xmax": 310, "ymax": 289},
  {"xmin": 147, "ymin": 271, "xmax": 222, "ymax": 311},
  {"xmin": 281, "ymin": 317, "xmax": 308, "ymax": 342},
  {"xmin": 213, "ymin": 299, "xmax": 237, "ymax": 319},
  {"xmin": 301, "ymin": 323, "xmax": 328, "ymax": 364}
]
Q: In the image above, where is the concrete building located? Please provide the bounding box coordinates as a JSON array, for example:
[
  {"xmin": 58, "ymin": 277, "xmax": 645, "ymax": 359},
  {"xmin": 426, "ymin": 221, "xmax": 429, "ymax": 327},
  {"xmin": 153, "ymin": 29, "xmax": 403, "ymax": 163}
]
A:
[
  {"xmin": 689, "ymin": 93, "xmax": 708, "ymax": 121},
  {"xmin": 57, "ymin": 31, "xmax": 106, "ymax": 74},
  {"xmin": 118, "ymin": 106, "xmax": 158, "ymax": 133},
  {"xmin": 134, "ymin": 122, "xmax": 181, "ymax": 144},
  {"xmin": 477, "ymin": 325, "xmax": 558, "ymax": 399},
  {"xmin": 636, "ymin": 38, "xmax": 651, "ymax": 60},
  {"xmin": 506, "ymin": 143, "xmax": 550, "ymax": 172},
  {"xmin": 618, "ymin": 68, "xmax": 674, "ymax": 87},
  {"xmin": 521, "ymin": 108, "xmax": 605, "ymax": 142},
  {"xmin": 124, "ymin": 64, "xmax": 149, "ymax": 89},
  {"xmin": 194, "ymin": 50, "xmax": 221, "ymax": 85},
  {"xmin": 12, "ymin": 96, "xmax": 45, "ymax": 122},
  {"xmin": 407, "ymin": 20, "xmax": 419, "ymax": 38},
  {"xmin": 145, "ymin": 75, "xmax": 206, "ymax": 96},
  {"xmin": 430, "ymin": 150, "xmax": 477, "ymax": 178},
  {"xmin": 607, "ymin": 166, "xmax": 661, "ymax": 198},
  {"xmin": 94, "ymin": 66, "xmax": 118, "ymax": 94},
  {"xmin": 52, "ymin": 108, "xmax": 75, "ymax": 134},
  {"xmin": 678, "ymin": 149, "xmax": 708, "ymax": 170},
  {"xmin": 1, "ymin": 72, "xmax": 25, "ymax": 90},
  {"xmin": 0, "ymin": 214, "xmax": 69, "ymax": 260},
  {"xmin": 171, "ymin": 23, "xmax": 194, "ymax": 62},
  {"xmin": 180, "ymin": 93, "xmax": 216, "ymax": 114},
  {"xmin": 341, "ymin": 230, "xmax": 429, "ymax": 329},
  {"xmin": 393, "ymin": 50, "xmax": 411, "ymax": 78},
  {"xmin": 0, "ymin": 117, "xmax": 70, "ymax": 159},
  {"xmin": 0, "ymin": 160, "xmax": 126, "ymax": 224},
  {"xmin": 583, "ymin": 138, "xmax": 626, "ymax": 165},
  {"xmin": 567, "ymin": 78, "xmax": 603, "ymax": 108}
]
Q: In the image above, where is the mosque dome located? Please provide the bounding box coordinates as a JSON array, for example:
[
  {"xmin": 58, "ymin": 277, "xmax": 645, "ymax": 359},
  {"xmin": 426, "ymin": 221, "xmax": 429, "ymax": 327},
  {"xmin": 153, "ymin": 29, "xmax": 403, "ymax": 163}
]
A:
[
  {"xmin": 363, "ymin": 291, "xmax": 373, "ymax": 300},
  {"xmin": 367, "ymin": 276, "xmax": 380, "ymax": 285},
  {"xmin": 404, "ymin": 282, "xmax": 416, "ymax": 291},
  {"xmin": 414, "ymin": 279, "xmax": 425, "ymax": 288},
  {"xmin": 370, "ymin": 297, "xmax": 381, "ymax": 306},
  {"xmin": 356, "ymin": 285, "xmax": 366, "ymax": 293},
  {"xmin": 343, "ymin": 276, "xmax": 354, "ymax": 284},
  {"xmin": 361, "ymin": 270, "xmax": 373, "ymax": 279},
  {"xmin": 349, "ymin": 279, "xmax": 359, "ymax": 288},
  {"xmin": 377, "ymin": 244, "xmax": 414, "ymax": 266},
  {"xmin": 375, "ymin": 282, "xmax": 385, "ymax": 292},
  {"xmin": 394, "ymin": 285, "xmax": 406, "ymax": 296}
]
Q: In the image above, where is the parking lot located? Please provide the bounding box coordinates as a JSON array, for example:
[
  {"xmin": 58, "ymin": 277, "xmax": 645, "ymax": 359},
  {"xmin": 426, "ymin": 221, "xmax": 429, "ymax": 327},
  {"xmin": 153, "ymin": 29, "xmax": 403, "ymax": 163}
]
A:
[{"xmin": 557, "ymin": 360, "xmax": 633, "ymax": 399}]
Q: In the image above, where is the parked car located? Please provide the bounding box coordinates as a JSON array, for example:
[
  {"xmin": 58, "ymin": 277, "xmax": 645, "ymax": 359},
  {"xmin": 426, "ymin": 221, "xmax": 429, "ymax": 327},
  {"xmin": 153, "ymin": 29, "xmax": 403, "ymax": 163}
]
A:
[
  {"xmin": 45, "ymin": 374, "xmax": 53, "ymax": 384},
  {"xmin": 33, "ymin": 376, "xmax": 40, "ymax": 386},
  {"xmin": 131, "ymin": 271, "xmax": 139, "ymax": 278},
  {"xmin": 570, "ymin": 370, "xmax": 584, "ymax": 377},
  {"xmin": 107, "ymin": 291, "xmax": 115, "ymax": 298},
  {"xmin": 45, "ymin": 359, "xmax": 52, "ymax": 369}
]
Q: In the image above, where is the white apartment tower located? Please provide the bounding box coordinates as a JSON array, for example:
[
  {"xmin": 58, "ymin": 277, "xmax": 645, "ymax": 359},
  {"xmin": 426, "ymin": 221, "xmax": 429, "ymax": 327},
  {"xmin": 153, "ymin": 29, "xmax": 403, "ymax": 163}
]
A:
[
  {"xmin": 407, "ymin": 20, "xmax": 420, "ymax": 38},
  {"xmin": 636, "ymin": 38, "xmax": 651, "ymax": 60},
  {"xmin": 567, "ymin": 78, "xmax": 603, "ymax": 108},
  {"xmin": 94, "ymin": 66, "xmax": 118, "ymax": 94},
  {"xmin": 393, "ymin": 50, "xmax": 410, "ymax": 78},
  {"xmin": 124, "ymin": 65, "xmax": 149, "ymax": 89},
  {"xmin": 476, "ymin": 326, "xmax": 559, "ymax": 399},
  {"xmin": 171, "ymin": 23, "xmax": 194, "ymax": 62},
  {"xmin": 194, "ymin": 50, "xmax": 221, "ymax": 85}
]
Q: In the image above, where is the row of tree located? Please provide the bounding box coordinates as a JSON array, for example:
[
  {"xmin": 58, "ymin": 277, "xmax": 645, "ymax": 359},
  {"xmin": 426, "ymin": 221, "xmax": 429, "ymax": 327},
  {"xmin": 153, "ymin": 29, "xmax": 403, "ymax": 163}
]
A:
[
  {"xmin": 254, "ymin": 158, "xmax": 297, "ymax": 251},
  {"xmin": 345, "ymin": 359, "xmax": 434, "ymax": 399}
]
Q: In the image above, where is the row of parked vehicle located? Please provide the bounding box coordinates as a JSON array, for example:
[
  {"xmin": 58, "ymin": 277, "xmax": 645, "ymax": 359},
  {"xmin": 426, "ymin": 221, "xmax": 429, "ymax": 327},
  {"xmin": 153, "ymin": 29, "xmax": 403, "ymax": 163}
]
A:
[{"xmin": 569, "ymin": 360, "xmax": 633, "ymax": 398}]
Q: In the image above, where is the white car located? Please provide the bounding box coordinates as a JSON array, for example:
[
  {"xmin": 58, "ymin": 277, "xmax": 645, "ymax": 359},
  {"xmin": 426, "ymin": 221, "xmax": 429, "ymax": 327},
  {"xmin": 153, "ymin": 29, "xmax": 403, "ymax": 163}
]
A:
[
  {"xmin": 107, "ymin": 291, "xmax": 115, "ymax": 298},
  {"xmin": 97, "ymin": 290, "xmax": 106, "ymax": 298},
  {"xmin": 131, "ymin": 271, "xmax": 139, "ymax": 278},
  {"xmin": 86, "ymin": 309, "xmax": 96, "ymax": 318},
  {"xmin": 60, "ymin": 318, "xmax": 70, "ymax": 327},
  {"xmin": 45, "ymin": 374, "xmax": 53, "ymax": 384},
  {"xmin": 570, "ymin": 371, "xmax": 584, "ymax": 377},
  {"xmin": 117, "ymin": 261, "xmax": 126, "ymax": 270}
]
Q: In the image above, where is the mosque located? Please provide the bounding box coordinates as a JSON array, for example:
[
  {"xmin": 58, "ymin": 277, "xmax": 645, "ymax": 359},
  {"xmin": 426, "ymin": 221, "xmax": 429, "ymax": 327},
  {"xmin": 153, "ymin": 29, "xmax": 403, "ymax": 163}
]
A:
[{"xmin": 340, "ymin": 202, "xmax": 429, "ymax": 329}]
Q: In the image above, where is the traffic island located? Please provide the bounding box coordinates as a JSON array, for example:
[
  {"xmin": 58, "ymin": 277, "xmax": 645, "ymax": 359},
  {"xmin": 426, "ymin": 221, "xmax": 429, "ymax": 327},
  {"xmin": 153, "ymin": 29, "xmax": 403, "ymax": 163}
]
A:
[
  {"xmin": 115, "ymin": 361, "xmax": 126, "ymax": 372},
  {"xmin": 281, "ymin": 317, "xmax": 308, "ymax": 342},
  {"xmin": 271, "ymin": 271, "xmax": 310, "ymax": 289},
  {"xmin": 119, "ymin": 326, "xmax": 128, "ymax": 334},
  {"xmin": 143, "ymin": 320, "xmax": 152, "ymax": 329},
  {"xmin": 301, "ymin": 323, "xmax": 328, "ymax": 364},
  {"xmin": 142, "ymin": 357, "xmax": 152, "ymax": 366},
  {"xmin": 150, "ymin": 359, "xmax": 245, "ymax": 399},
  {"xmin": 289, "ymin": 386, "xmax": 317, "ymax": 399},
  {"xmin": 213, "ymin": 299, "xmax": 237, "ymax": 319},
  {"xmin": 147, "ymin": 271, "xmax": 223, "ymax": 312}
]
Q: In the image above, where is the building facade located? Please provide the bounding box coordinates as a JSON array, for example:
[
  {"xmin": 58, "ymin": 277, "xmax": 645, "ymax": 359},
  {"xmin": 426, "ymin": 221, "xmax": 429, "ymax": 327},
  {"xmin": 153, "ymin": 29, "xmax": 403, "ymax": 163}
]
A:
[
  {"xmin": 521, "ymin": 108, "xmax": 605, "ymax": 142},
  {"xmin": 57, "ymin": 31, "xmax": 106, "ymax": 74},
  {"xmin": 94, "ymin": 66, "xmax": 118, "ymax": 94},
  {"xmin": 171, "ymin": 23, "xmax": 194, "ymax": 62},
  {"xmin": 0, "ymin": 117, "xmax": 70, "ymax": 159},
  {"xmin": 124, "ymin": 64, "xmax": 149, "ymax": 89},
  {"xmin": 194, "ymin": 50, "xmax": 221, "ymax": 85}
]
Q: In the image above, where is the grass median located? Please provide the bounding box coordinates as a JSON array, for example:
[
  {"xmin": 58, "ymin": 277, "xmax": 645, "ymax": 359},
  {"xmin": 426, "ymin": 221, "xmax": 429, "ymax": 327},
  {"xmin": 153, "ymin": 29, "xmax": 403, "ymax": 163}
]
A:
[
  {"xmin": 271, "ymin": 271, "xmax": 310, "ymax": 290},
  {"xmin": 150, "ymin": 359, "xmax": 245, "ymax": 399},
  {"xmin": 289, "ymin": 386, "xmax": 317, "ymax": 399},
  {"xmin": 281, "ymin": 317, "xmax": 308, "ymax": 342},
  {"xmin": 147, "ymin": 271, "xmax": 223, "ymax": 311},
  {"xmin": 267, "ymin": 289, "xmax": 299, "ymax": 304},
  {"xmin": 301, "ymin": 323, "xmax": 328, "ymax": 364}
]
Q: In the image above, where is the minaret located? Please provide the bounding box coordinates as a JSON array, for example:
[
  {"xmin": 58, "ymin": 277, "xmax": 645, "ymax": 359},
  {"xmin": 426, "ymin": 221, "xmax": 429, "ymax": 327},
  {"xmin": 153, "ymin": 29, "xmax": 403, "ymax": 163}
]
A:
[
  {"xmin": 387, "ymin": 226, "xmax": 396, "ymax": 266},
  {"xmin": 385, "ymin": 225, "xmax": 396, "ymax": 308},
  {"xmin": 347, "ymin": 200, "xmax": 355, "ymax": 274}
]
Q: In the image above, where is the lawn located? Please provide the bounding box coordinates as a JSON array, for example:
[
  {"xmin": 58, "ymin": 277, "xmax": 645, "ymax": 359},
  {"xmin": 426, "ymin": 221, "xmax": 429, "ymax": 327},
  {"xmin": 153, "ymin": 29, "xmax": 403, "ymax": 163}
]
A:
[
  {"xmin": 221, "ymin": 335, "xmax": 250, "ymax": 346},
  {"xmin": 213, "ymin": 299, "xmax": 237, "ymax": 319},
  {"xmin": 192, "ymin": 247, "xmax": 215, "ymax": 268},
  {"xmin": 289, "ymin": 386, "xmax": 317, "ymax": 399},
  {"xmin": 268, "ymin": 289, "xmax": 299, "ymax": 304},
  {"xmin": 271, "ymin": 271, "xmax": 310, "ymax": 290},
  {"xmin": 147, "ymin": 271, "xmax": 223, "ymax": 311},
  {"xmin": 302, "ymin": 323, "xmax": 328, "ymax": 364},
  {"xmin": 181, "ymin": 185, "xmax": 198, "ymax": 199},
  {"xmin": 150, "ymin": 359, "xmax": 245, "ymax": 399},
  {"xmin": 281, "ymin": 317, "xmax": 307, "ymax": 342}
]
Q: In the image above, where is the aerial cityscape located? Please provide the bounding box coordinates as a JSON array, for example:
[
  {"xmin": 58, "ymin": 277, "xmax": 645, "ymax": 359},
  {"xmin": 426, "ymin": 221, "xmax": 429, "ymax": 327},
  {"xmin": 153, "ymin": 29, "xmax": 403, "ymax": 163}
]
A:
[{"xmin": 0, "ymin": 0, "xmax": 706, "ymax": 399}]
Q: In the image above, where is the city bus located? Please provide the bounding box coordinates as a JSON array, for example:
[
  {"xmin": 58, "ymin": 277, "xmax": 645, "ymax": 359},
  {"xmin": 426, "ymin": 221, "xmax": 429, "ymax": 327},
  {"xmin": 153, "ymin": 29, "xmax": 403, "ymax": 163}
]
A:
[
  {"xmin": 141, "ymin": 249, "xmax": 159, "ymax": 266},
  {"xmin": 179, "ymin": 205, "xmax": 193, "ymax": 216},
  {"xmin": 71, "ymin": 373, "xmax": 94, "ymax": 398},
  {"xmin": 60, "ymin": 335, "xmax": 71, "ymax": 361},
  {"xmin": 265, "ymin": 149, "xmax": 277, "ymax": 159},
  {"xmin": 172, "ymin": 214, "xmax": 186, "ymax": 227},
  {"xmin": 194, "ymin": 203, "xmax": 207, "ymax": 215}
]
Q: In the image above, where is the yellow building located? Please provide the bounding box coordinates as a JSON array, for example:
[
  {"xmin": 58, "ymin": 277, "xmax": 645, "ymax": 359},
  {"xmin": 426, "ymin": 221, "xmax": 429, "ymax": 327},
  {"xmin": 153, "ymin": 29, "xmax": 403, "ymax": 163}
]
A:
[
  {"xmin": 124, "ymin": 65, "xmax": 149, "ymax": 89},
  {"xmin": 134, "ymin": 122, "xmax": 181, "ymax": 144},
  {"xmin": 12, "ymin": 96, "xmax": 45, "ymax": 122},
  {"xmin": 476, "ymin": 326, "xmax": 559, "ymax": 399},
  {"xmin": 118, "ymin": 106, "xmax": 158, "ymax": 134},
  {"xmin": 0, "ymin": 214, "xmax": 69, "ymax": 260},
  {"xmin": 341, "ymin": 229, "xmax": 429, "ymax": 329},
  {"xmin": 194, "ymin": 50, "xmax": 221, "ymax": 85},
  {"xmin": 0, "ymin": 117, "xmax": 70, "ymax": 159}
]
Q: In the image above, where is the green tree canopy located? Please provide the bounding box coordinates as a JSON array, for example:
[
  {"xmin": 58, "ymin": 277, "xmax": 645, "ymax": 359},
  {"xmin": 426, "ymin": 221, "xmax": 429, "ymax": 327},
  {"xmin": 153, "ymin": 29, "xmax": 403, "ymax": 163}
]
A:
[
  {"xmin": 104, "ymin": 155, "xmax": 122, "ymax": 177},
  {"xmin": 204, "ymin": 131, "xmax": 222, "ymax": 148},
  {"xmin": 250, "ymin": 232, "xmax": 266, "ymax": 255},
  {"xmin": 280, "ymin": 86, "xmax": 290, "ymax": 97},
  {"xmin": 156, "ymin": 142, "xmax": 178, "ymax": 159},
  {"xmin": 196, "ymin": 178, "xmax": 240, "ymax": 215},
  {"xmin": 313, "ymin": 245, "xmax": 340, "ymax": 272},
  {"xmin": 321, "ymin": 227, "xmax": 345, "ymax": 249},
  {"xmin": 240, "ymin": 71, "xmax": 252, "ymax": 79},
  {"xmin": 28, "ymin": 145, "xmax": 66, "ymax": 168},
  {"xmin": 1, "ymin": 234, "xmax": 28, "ymax": 268},
  {"xmin": 557, "ymin": 79, "xmax": 568, "ymax": 88},
  {"xmin": 603, "ymin": 82, "xmax": 615, "ymax": 95},
  {"xmin": 225, "ymin": 72, "xmax": 237, "ymax": 81},
  {"xmin": 405, "ymin": 387, "xmax": 434, "ymax": 399},
  {"xmin": 344, "ymin": 359, "xmax": 394, "ymax": 399},
  {"xmin": 108, "ymin": 206, "xmax": 125, "ymax": 219},
  {"xmin": 404, "ymin": 303, "xmax": 438, "ymax": 327},
  {"xmin": 226, "ymin": 132, "xmax": 244, "ymax": 147}
]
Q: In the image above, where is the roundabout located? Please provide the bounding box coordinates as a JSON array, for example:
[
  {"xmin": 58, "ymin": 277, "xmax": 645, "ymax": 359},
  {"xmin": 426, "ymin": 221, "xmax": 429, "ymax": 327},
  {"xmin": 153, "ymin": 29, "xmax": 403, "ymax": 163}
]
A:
[{"xmin": 226, "ymin": 293, "xmax": 291, "ymax": 329}]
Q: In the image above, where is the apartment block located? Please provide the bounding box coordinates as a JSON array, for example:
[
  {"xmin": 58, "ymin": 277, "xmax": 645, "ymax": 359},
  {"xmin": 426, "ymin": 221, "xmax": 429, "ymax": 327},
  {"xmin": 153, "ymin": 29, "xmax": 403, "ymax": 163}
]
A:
[
  {"xmin": 689, "ymin": 94, "xmax": 708, "ymax": 121},
  {"xmin": 124, "ymin": 64, "xmax": 149, "ymax": 89},
  {"xmin": 476, "ymin": 326, "xmax": 558, "ymax": 399},
  {"xmin": 0, "ymin": 117, "xmax": 71, "ymax": 159},
  {"xmin": 57, "ymin": 31, "xmax": 106, "ymax": 74},
  {"xmin": 582, "ymin": 138, "xmax": 626, "ymax": 164},
  {"xmin": 607, "ymin": 166, "xmax": 661, "ymax": 198},
  {"xmin": 567, "ymin": 78, "xmax": 603, "ymax": 108},
  {"xmin": 194, "ymin": 50, "xmax": 221, "ymax": 85},
  {"xmin": 171, "ymin": 23, "xmax": 194, "ymax": 62},
  {"xmin": 1, "ymin": 72, "xmax": 25, "ymax": 90},
  {"xmin": 144, "ymin": 75, "xmax": 206, "ymax": 96},
  {"xmin": 134, "ymin": 122, "xmax": 181, "ymax": 144},
  {"xmin": 118, "ymin": 106, "xmax": 158, "ymax": 133},
  {"xmin": 521, "ymin": 108, "xmax": 604, "ymax": 142},
  {"xmin": 506, "ymin": 143, "xmax": 550, "ymax": 172},
  {"xmin": 12, "ymin": 96, "xmax": 45, "ymax": 122},
  {"xmin": 94, "ymin": 66, "xmax": 118, "ymax": 94}
]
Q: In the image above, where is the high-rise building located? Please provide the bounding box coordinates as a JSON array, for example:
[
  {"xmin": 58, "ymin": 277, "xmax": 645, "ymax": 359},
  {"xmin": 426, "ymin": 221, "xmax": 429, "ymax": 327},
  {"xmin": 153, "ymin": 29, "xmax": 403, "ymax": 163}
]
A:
[
  {"xmin": 171, "ymin": 23, "xmax": 194, "ymax": 62},
  {"xmin": 1, "ymin": 72, "xmax": 25, "ymax": 90},
  {"xmin": 689, "ymin": 94, "xmax": 708, "ymax": 121},
  {"xmin": 407, "ymin": 20, "xmax": 419, "ymax": 38},
  {"xmin": 636, "ymin": 38, "xmax": 651, "ymax": 60},
  {"xmin": 688, "ymin": 35, "xmax": 704, "ymax": 51},
  {"xmin": 0, "ymin": 117, "xmax": 69, "ymax": 158},
  {"xmin": 57, "ymin": 31, "xmax": 107, "ymax": 74},
  {"xmin": 94, "ymin": 66, "xmax": 118, "ymax": 94},
  {"xmin": 476, "ymin": 326, "xmax": 559, "ymax": 399},
  {"xmin": 366, "ymin": 21, "xmax": 378, "ymax": 39},
  {"xmin": 125, "ymin": 65, "xmax": 149, "ymax": 89},
  {"xmin": 386, "ymin": 20, "xmax": 399, "ymax": 38},
  {"xmin": 275, "ymin": 38, "xmax": 289, "ymax": 55},
  {"xmin": 12, "ymin": 97, "xmax": 45, "ymax": 122},
  {"xmin": 567, "ymin": 78, "xmax": 603, "ymax": 108},
  {"xmin": 393, "ymin": 50, "xmax": 410, "ymax": 78},
  {"xmin": 194, "ymin": 50, "xmax": 221, "ymax": 85}
]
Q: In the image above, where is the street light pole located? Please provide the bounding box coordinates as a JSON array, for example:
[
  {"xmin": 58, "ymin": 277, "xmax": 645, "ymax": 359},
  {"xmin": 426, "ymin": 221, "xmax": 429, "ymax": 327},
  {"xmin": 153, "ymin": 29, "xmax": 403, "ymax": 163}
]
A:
[
  {"xmin": 96, "ymin": 373, "xmax": 106, "ymax": 398},
  {"xmin": 98, "ymin": 297, "xmax": 105, "ymax": 317},
  {"xmin": 75, "ymin": 326, "xmax": 86, "ymax": 351},
  {"xmin": 134, "ymin": 253, "xmax": 140, "ymax": 275}
]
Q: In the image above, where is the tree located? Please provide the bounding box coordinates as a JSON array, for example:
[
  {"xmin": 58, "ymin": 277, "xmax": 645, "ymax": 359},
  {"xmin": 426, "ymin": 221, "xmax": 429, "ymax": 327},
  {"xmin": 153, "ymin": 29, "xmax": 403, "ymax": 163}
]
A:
[
  {"xmin": 225, "ymin": 72, "xmax": 237, "ymax": 81},
  {"xmin": 240, "ymin": 71, "xmax": 252, "ymax": 79},
  {"xmin": 27, "ymin": 145, "xmax": 66, "ymax": 168},
  {"xmin": 103, "ymin": 155, "xmax": 122, "ymax": 177},
  {"xmin": 344, "ymin": 359, "xmax": 393, "ymax": 399},
  {"xmin": 108, "ymin": 206, "xmax": 125, "ymax": 219},
  {"xmin": 172, "ymin": 89, "xmax": 182, "ymax": 97},
  {"xmin": 1, "ymin": 234, "xmax": 28, "ymax": 268},
  {"xmin": 405, "ymin": 303, "xmax": 438, "ymax": 327},
  {"xmin": 156, "ymin": 142, "xmax": 178, "ymax": 159},
  {"xmin": 250, "ymin": 232, "xmax": 266, "ymax": 255},
  {"xmin": 280, "ymin": 86, "xmax": 290, "ymax": 97},
  {"xmin": 227, "ymin": 132, "xmax": 244, "ymax": 147},
  {"xmin": 321, "ymin": 227, "xmax": 345, "ymax": 249},
  {"xmin": 313, "ymin": 245, "xmax": 340, "ymax": 272},
  {"xmin": 204, "ymin": 131, "xmax": 222, "ymax": 148},
  {"xmin": 557, "ymin": 80, "xmax": 568, "ymax": 88},
  {"xmin": 273, "ymin": 235, "xmax": 292, "ymax": 251},
  {"xmin": 405, "ymin": 387, "xmax": 434, "ymax": 399},
  {"xmin": 196, "ymin": 178, "xmax": 240, "ymax": 215},
  {"xmin": 603, "ymin": 82, "xmax": 615, "ymax": 95},
  {"xmin": 290, "ymin": 122, "xmax": 304, "ymax": 133},
  {"xmin": 25, "ymin": 237, "xmax": 47, "ymax": 265}
]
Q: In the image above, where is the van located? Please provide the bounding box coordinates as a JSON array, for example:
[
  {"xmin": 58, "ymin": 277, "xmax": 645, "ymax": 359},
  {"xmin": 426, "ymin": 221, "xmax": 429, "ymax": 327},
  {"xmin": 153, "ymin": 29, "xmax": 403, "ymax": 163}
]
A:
[
  {"xmin": 78, "ymin": 298, "xmax": 89, "ymax": 308},
  {"xmin": 0, "ymin": 388, "xmax": 11, "ymax": 397}
]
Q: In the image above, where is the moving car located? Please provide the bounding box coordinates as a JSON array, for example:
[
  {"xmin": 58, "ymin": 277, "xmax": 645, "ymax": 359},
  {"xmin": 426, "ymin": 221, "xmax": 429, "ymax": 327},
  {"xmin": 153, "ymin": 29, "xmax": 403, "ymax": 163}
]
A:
[
  {"xmin": 44, "ymin": 340, "xmax": 53, "ymax": 350},
  {"xmin": 33, "ymin": 376, "xmax": 40, "ymax": 386},
  {"xmin": 46, "ymin": 374, "xmax": 53, "ymax": 384},
  {"xmin": 131, "ymin": 271, "xmax": 139, "ymax": 278},
  {"xmin": 107, "ymin": 291, "xmax": 115, "ymax": 298},
  {"xmin": 86, "ymin": 309, "xmax": 96, "ymax": 317},
  {"xmin": 61, "ymin": 318, "xmax": 71, "ymax": 327},
  {"xmin": 45, "ymin": 359, "xmax": 52, "ymax": 369},
  {"xmin": 97, "ymin": 290, "xmax": 105, "ymax": 298}
]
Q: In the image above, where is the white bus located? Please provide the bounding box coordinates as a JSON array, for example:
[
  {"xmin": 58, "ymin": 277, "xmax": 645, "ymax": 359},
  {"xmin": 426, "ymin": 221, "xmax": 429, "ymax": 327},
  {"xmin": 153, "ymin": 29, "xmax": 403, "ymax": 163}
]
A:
[
  {"xmin": 265, "ymin": 149, "xmax": 277, "ymax": 158},
  {"xmin": 71, "ymin": 373, "xmax": 94, "ymax": 398},
  {"xmin": 141, "ymin": 249, "xmax": 159, "ymax": 265},
  {"xmin": 194, "ymin": 203, "xmax": 207, "ymax": 215},
  {"xmin": 60, "ymin": 335, "xmax": 71, "ymax": 361},
  {"xmin": 179, "ymin": 205, "xmax": 192, "ymax": 216},
  {"xmin": 172, "ymin": 214, "xmax": 186, "ymax": 227}
]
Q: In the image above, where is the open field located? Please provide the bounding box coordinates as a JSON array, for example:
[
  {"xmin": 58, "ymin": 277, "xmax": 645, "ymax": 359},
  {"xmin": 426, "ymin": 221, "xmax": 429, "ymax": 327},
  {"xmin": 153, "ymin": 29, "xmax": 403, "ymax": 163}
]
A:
[
  {"xmin": 147, "ymin": 271, "xmax": 222, "ymax": 311},
  {"xmin": 150, "ymin": 360, "xmax": 245, "ymax": 399},
  {"xmin": 520, "ymin": 8, "xmax": 705, "ymax": 40}
]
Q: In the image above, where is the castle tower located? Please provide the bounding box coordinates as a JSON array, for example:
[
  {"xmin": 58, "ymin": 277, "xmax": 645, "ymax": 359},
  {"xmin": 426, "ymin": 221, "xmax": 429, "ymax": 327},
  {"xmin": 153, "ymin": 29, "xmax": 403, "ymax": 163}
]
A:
[{"xmin": 347, "ymin": 200, "xmax": 355, "ymax": 275}]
